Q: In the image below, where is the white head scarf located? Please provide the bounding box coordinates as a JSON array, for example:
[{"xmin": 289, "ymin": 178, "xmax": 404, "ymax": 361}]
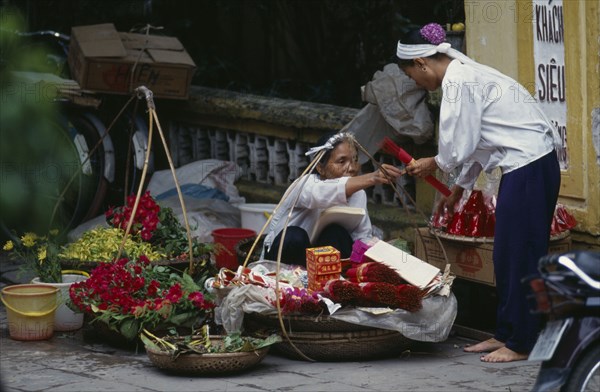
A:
[
  {"xmin": 305, "ymin": 132, "xmax": 354, "ymax": 157},
  {"xmin": 396, "ymin": 41, "xmax": 507, "ymax": 80},
  {"xmin": 396, "ymin": 36, "xmax": 562, "ymax": 150}
]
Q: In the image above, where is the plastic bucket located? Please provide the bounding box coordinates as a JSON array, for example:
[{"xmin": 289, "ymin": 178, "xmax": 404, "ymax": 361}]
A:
[
  {"xmin": 212, "ymin": 228, "xmax": 256, "ymax": 270},
  {"xmin": 238, "ymin": 203, "xmax": 276, "ymax": 233},
  {"xmin": 0, "ymin": 284, "xmax": 59, "ymax": 341},
  {"xmin": 31, "ymin": 270, "xmax": 89, "ymax": 332}
]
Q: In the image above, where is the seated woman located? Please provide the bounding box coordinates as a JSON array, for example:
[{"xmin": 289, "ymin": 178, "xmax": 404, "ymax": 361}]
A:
[{"xmin": 262, "ymin": 132, "xmax": 403, "ymax": 266}]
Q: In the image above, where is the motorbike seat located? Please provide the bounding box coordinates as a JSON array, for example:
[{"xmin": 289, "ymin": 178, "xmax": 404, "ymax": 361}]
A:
[{"xmin": 568, "ymin": 251, "xmax": 600, "ymax": 282}]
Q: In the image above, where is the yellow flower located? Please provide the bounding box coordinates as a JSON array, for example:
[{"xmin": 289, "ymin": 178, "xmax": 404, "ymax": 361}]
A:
[
  {"xmin": 21, "ymin": 233, "xmax": 37, "ymax": 247},
  {"xmin": 3, "ymin": 241, "xmax": 14, "ymax": 251},
  {"xmin": 38, "ymin": 247, "xmax": 47, "ymax": 262},
  {"xmin": 49, "ymin": 229, "xmax": 59, "ymax": 236}
]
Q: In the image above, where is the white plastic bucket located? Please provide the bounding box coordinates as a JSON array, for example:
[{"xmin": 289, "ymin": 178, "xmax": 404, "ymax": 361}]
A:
[
  {"xmin": 31, "ymin": 271, "xmax": 89, "ymax": 332},
  {"xmin": 238, "ymin": 203, "xmax": 276, "ymax": 233}
]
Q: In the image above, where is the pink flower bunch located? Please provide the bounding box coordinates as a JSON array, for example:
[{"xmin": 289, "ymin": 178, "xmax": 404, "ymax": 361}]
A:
[
  {"xmin": 69, "ymin": 255, "xmax": 215, "ymax": 339},
  {"xmin": 105, "ymin": 191, "xmax": 160, "ymax": 241},
  {"xmin": 276, "ymin": 287, "xmax": 324, "ymax": 315},
  {"xmin": 420, "ymin": 23, "xmax": 446, "ymax": 45}
]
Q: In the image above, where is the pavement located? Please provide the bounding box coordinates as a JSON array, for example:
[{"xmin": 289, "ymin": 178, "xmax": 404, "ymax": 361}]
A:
[{"xmin": 0, "ymin": 254, "xmax": 543, "ymax": 392}]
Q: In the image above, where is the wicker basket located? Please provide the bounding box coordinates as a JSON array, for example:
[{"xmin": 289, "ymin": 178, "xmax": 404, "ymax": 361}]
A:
[
  {"xmin": 235, "ymin": 235, "xmax": 265, "ymax": 265},
  {"xmin": 259, "ymin": 328, "xmax": 413, "ymax": 362},
  {"xmin": 145, "ymin": 336, "xmax": 269, "ymax": 375},
  {"xmin": 244, "ymin": 312, "xmax": 374, "ymax": 333}
]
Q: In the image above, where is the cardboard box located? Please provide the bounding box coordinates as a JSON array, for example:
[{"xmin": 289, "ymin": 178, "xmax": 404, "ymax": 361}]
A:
[
  {"xmin": 306, "ymin": 246, "xmax": 341, "ymax": 291},
  {"xmin": 414, "ymin": 227, "xmax": 572, "ymax": 286},
  {"xmin": 68, "ymin": 23, "xmax": 196, "ymax": 99}
]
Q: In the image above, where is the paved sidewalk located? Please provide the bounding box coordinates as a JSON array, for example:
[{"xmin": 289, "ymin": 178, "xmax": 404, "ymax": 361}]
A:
[{"xmin": 0, "ymin": 253, "xmax": 541, "ymax": 392}]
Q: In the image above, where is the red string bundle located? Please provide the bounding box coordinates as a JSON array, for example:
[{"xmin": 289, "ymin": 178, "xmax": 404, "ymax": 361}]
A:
[
  {"xmin": 345, "ymin": 262, "xmax": 405, "ymax": 285},
  {"xmin": 358, "ymin": 282, "xmax": 423, "ymax": 312},
  {"xmin": 322, "ymin": 279, "xmax": 362, "ymax": 304},
  {"xmin": 381, "ymin": 137, "xmax": 452, "ymax": 197}
]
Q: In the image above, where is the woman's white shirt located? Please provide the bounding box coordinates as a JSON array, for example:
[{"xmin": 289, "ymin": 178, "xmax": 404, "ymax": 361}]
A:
[
  {"xmin": 263, "ymin": 174, "xmax": 372, "ymax": 253},
  {"xmin": 435, "ymin": 59, "xmax": 558, "ymax": 189}
]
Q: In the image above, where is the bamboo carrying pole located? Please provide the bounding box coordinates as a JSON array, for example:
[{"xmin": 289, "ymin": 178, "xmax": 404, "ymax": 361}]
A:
[{"xmin": 50, "ymin": 86, "xmax": 198, "ymax": 275}]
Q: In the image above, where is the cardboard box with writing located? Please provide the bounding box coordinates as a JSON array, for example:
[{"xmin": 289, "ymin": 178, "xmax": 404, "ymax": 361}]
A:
[
  {"xmin": 68, "ymin": 23, "xmax": 196, "ymax": 100},
  {"xmin": 306, "ymin": 246, "xmax": 341, "ymax": 291},
  {"xmin": 414, "ymin": 227, "xmax": 572, "ymax": 287}
]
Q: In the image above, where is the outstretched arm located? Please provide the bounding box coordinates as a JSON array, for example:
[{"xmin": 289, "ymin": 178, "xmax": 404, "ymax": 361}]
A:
[{"xmin": 345, "ymin": 163, "xmax": 403, "ymax": 198}]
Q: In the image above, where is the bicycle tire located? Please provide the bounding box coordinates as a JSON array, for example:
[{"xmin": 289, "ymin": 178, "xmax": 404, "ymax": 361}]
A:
[
  {"xmin": 64, "ymin": 109, "xmax": 112, "ymax": 221},
  {"xmin": 0, "ymin": 111, "xmax": 90, "ymax": 238}
]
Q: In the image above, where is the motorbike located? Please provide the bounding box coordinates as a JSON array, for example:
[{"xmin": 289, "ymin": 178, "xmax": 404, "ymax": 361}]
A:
[{"xmin": 527, "ymin": 250, "xmax": 600, "ymax": 392}]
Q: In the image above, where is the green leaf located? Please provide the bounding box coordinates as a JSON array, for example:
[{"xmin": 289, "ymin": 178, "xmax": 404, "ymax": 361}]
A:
[
  {"xmin": 119, "ymin": 319, "xmax": 140, "ymax": 341},
  {"xmin": 140, "ymin": 332, "xmax": 162, "ymax": 352}
]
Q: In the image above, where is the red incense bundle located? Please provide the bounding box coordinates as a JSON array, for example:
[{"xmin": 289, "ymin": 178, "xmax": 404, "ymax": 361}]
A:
[
  {"xmin": 358, "ymin": 282, "xmax": 423, "ymax": 312},
  {"xmin": 345, "ymin": 262, "xmax": 405, "ymax": 285},
  {"xmin": 381, "ymin": 137, "xmax": 452, "ymax": 197},
  {"xmin": 323, "ymin": 279, "xmax": 362, "ymax": 304}
]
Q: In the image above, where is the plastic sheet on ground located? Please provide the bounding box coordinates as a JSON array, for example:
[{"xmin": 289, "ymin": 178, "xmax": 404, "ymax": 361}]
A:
[
  {"xmin": 329, "ymin": 294, "xmax": 457, "ymax": 342},
  {"xmin": 68, "ymin": 159, "xmax": 244, "ymax": 242},
  {"xmin": 147, "ymin": 159, "xmax": 245, "ymax": 205}
]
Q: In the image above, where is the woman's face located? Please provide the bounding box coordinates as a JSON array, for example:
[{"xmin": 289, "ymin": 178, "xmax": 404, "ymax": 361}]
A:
[
  {"xmin": 401, "ymin": 62, "xmax": 439, "ymax": 91},
  {"xmin": 317, "ymin": 141, "xmax": 359, "ymax": 179}
]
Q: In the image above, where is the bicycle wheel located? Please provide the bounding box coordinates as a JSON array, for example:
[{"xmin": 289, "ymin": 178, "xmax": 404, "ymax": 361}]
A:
[
  {"xmin": 0, "ymin": 110, "xmax": 91, "ymax": 239},
  {"xmin": 64, "ymin": 108, "xmax": 113, "ymax": 221}
]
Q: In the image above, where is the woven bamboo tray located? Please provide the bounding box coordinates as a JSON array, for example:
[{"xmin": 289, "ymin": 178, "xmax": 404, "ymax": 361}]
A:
[
  {"xmin": 428, "ymin": 228, "xmax": 570, "ymax": 244},
  {"xmin": 235, "ymin": 235, "xmax": 265, "ymax": 265},
  {"xmin": 259, "ymin": 328, "xmax": 412, "ymax": 362},
  {"xmin": 244, "ymin": 312, "xmax": 374, "ymax": 333},
  {"xmin": 145, "ymin": 336, "xmax": 269, "ymax": 375}
]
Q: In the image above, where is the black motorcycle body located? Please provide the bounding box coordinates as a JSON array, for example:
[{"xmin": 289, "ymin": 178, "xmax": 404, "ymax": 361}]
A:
[{"xmin": 528, "ymin": 251, "xmax": 600, "ymax": 392}]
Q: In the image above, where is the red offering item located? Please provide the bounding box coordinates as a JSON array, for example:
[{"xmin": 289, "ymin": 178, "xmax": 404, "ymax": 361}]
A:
[
  {"xmin": 357, "ymin": 282, "xmax": 423, "ymax": 312},
  {"xmin": 322, "ymin": 279, "xmax": 362, "ymax": 304},
  {"xmin": 345, "ymin": 262, "xmax": 405, "ymax": 285},
  {"xmin": 445, "ymin": 190, "xmax": 495, "ymax": 237},
  {"xmin": 306, "ymin": 246, "xmax": 342, "ymax": 291},
  {"xmin": 550, "ymin": 204, "xmax": 577, "ymax": 236},
  {"xmin": 381, "ymin": 137, "xmax": 452, "ymax": 197}
]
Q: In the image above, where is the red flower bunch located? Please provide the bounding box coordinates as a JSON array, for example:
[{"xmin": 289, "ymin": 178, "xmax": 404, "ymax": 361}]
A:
[
  {"xmin": 69, "ymin": 255, "xmax": 215, "ymax": 340},
  {"xmin": 105, "ymin": 191, "xmax": 160, "ymax": 241},
  {"xmin": 276, "ymin": 287, "xmax": 325, "ymax": 315}
]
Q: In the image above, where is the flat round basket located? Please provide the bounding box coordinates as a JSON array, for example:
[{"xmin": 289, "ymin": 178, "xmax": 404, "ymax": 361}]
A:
[
  {"xmin": 428, "ymin": 228, "xmax": 570, "ymax": 243},
  {"xmin": 263, "ymin": 328, "xmax": 413, "ymax": 362},
  {"xmin": 235, "ymin": 235, "xmax": 265, "ymax": 265},
  {"xmin": 145, "ymin": 336, "xmax": 269, "ymax": 375},
  {"xmin": 244, "ymin": 312, "xmax": 374, "ymax": 333}
]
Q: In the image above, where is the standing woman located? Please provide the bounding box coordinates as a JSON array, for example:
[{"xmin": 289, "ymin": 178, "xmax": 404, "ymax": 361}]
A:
[
  {"xmin": 397, "ymin": 23, "xmax": 561, "ymax": 362},
  {"xmin": 262, "ymin": 132, "xmax": 402, "ymax": 266}
]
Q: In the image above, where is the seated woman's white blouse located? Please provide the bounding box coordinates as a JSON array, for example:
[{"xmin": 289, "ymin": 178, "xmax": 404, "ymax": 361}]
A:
[
  {"xmin": 435, "ymin": 59, "xmax": 558, "ymax": 189},
  {"xmin": 263, "ymin": 174, "xmax": 372, "ymax": 254}
]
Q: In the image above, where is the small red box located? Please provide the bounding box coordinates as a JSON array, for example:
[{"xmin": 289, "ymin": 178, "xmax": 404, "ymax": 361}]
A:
[{"xmin": 306, "ymin": 246, "xmax": 341, "ymax": 291}]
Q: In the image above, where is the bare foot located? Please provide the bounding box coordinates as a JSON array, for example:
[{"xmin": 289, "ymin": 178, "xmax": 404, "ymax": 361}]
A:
[
  {"xmin": 480, "ymin": 347, "xmax": 528, "ymax": 363},
  {"xmin": 463, "ymin": 338, "xmax": 505, "ymax": 353}
]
